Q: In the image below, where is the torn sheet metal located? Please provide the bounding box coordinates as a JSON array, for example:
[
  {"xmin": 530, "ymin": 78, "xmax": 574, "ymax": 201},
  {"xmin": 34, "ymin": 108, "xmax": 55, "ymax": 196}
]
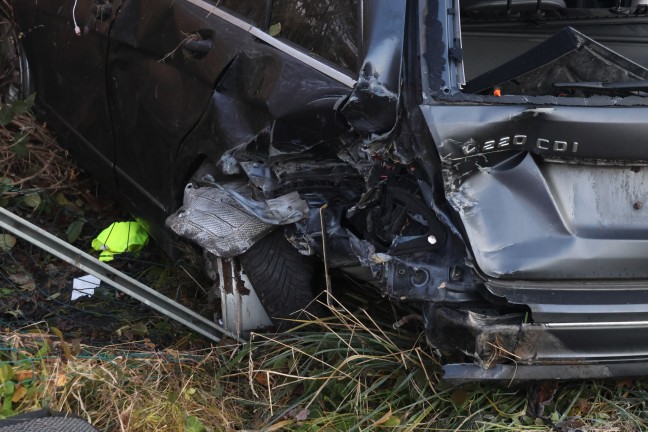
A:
[
  {"xmin": 340, "ymin": 1, "xmax": 406, "ymax": 134},
  {"xmin": 212, "ymin": 182, "xmax": 309, "ymax": 225},
  {"xmin": 167, "ymin": 180, "xmax": 309, "ymax": 258},
  {"xmin": 421, "ymin": 99, "xmax": 648, "ymax": 279},
  {"xmin": 430, "ymin": 150, "xmax": 648, "ymax": 279},
  {"xmin": 166, "ymin": 183, "xmax": 274, "ymax": 258}
]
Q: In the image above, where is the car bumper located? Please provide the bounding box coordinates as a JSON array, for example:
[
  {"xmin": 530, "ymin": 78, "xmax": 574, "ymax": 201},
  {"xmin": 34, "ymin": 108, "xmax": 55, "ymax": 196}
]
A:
[
  {"xmin": 430, "ymin": 278, "xmax": 648, "ymax": 383},
  {"xmin": 443, "ymin": 361, "xmax": 648, "ymax": 384}
]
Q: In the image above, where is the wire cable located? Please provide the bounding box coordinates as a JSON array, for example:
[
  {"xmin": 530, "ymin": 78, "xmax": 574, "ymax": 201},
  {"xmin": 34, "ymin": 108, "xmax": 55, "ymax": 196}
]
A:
[{"xmin": 72, "ymin": 0, "xmax": 81, "ymax": 36}]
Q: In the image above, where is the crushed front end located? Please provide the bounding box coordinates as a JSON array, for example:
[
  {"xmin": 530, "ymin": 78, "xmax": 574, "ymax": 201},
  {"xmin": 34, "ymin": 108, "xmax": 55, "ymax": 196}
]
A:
[{"xmin": 166, "ymin": 0, "xmax": 648, "ymax": 382}]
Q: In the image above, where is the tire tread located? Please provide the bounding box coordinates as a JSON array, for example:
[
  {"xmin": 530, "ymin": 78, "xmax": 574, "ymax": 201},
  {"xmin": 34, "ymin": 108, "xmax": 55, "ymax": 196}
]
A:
[{"xmin": 240, "ymin": 230, "xmax": 317, "ymax": 325}]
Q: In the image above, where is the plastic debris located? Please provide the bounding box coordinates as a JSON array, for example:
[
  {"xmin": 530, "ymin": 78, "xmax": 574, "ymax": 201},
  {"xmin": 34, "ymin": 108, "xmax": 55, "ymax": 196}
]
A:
[
  {"xmin": 91, "ymin": 221, "xmax": 149, "ymax": 262},
  {"xmin": 71, "ymin": 274, "xmax": 100, "ymax": 300}
]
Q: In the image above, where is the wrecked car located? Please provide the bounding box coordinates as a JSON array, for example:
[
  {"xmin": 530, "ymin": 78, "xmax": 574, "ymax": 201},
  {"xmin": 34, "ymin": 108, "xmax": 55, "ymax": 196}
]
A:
[{"xmin": 6, "ymin": 0, "xmax": 648, "ymax": 382}]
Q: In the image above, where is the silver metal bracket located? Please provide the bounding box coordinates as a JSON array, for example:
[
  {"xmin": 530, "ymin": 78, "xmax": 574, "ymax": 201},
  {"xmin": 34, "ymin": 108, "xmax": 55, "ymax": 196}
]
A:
[
  {"xmin": 216, "ymin": 257, "xmax": 273, "ymax": 339},
  {"xmin": 0, "ymin": 206, "xmax": 245, "ymax": 343}
]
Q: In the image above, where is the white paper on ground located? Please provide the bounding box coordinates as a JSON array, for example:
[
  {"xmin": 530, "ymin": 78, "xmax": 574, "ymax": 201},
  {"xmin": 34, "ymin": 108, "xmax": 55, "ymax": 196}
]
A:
[{"xmin": 71, "ymin": 274, "xmax": 101, "ymax": 300}]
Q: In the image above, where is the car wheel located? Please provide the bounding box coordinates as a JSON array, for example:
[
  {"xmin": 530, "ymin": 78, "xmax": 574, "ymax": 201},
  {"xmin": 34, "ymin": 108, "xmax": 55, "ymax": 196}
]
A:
[
  {"xmin": 0, "ymin": 21, "xmax": 32, "ymax": 102},
  {"xmin": 239, "ymin": 229, "xmax": 322, "ymax": 329}
]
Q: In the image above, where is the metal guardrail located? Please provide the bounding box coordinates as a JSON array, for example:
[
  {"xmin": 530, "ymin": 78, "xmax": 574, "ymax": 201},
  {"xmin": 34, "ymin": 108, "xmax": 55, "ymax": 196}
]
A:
[{"xmin": 0, "ymin": 206, "xmax": 245, "ymax": 343}]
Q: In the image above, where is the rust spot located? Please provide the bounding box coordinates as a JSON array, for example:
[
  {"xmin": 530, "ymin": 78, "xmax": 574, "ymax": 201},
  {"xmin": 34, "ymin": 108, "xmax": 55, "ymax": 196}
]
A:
[
  {"xmin": 221, "ymin": 260, "xmax": 234, "ymax": 295},
  {"xmin": 233, "ymin": 263, "xmax": 251, "ymax": 296}
]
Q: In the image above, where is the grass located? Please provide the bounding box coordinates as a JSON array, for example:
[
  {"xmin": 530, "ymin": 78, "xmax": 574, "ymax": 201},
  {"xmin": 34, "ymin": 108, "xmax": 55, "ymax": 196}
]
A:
[{"xmin": 2, "ymin": 302, "xmax": 648, "ymax": 431}]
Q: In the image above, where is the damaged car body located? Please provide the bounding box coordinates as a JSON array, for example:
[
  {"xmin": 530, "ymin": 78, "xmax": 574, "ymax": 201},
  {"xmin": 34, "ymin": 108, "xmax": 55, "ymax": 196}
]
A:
[{"xmin": 9, "ymin": 0, "xmax": 648, "ymax": 382}]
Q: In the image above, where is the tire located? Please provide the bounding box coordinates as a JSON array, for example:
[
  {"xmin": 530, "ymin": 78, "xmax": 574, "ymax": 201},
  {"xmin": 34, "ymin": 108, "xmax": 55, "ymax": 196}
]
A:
[
  {"xmin": 0, "ymin": 21, "xmax": 32, "ymax": 103},
  {"xmin": 239, "ymin": 229, "xmax": 321, "ymax": 328}
]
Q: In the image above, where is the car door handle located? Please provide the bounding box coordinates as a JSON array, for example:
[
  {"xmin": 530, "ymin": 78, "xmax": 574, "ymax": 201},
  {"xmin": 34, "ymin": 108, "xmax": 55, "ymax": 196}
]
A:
[{"xmin": 183, "ymin": 38, "xmax": 213, "ymax": 55}]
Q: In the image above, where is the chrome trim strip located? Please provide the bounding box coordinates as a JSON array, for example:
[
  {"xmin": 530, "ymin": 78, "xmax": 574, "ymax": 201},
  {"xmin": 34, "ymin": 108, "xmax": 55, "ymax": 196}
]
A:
[
  {"xmin": 544, "ymin": 321, "xmax": 648, "ymax": 328},
  {"xmin": 183, "ymin": 0, "xmax": 357, "ymax": 88}
]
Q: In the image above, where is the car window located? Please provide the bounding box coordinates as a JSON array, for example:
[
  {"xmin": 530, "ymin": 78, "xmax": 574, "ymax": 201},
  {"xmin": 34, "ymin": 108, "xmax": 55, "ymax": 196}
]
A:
[
  {"xmin": 218, "ymin": 0, "xmax": 270, "ymax": 28},
  {"xmin": 270, "ymin": 0, "xmax": 360, "ymax": 72}
]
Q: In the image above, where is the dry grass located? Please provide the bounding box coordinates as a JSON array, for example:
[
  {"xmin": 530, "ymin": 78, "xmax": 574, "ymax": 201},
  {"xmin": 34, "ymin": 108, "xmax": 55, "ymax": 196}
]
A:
[
  {"xmin": 0, "ymin": 108, "xmax": 99, "ymax": 208},
  {"xmin": 0, "ymin": 113, "xmax": 83, "ymax": 196},
  {"xmin": 3, "ymin": 302, "xmax": 648, "ymax": 431},
  {"xmin": 1, "ymin": 323, "xmax": 244, "ymax": 431}
]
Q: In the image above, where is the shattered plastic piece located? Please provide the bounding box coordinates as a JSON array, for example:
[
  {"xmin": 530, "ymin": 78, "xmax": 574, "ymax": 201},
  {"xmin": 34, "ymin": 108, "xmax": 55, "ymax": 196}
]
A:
[
  {"xmin": 71, "ymin": 274, "xmax": 100, "ymax": 300},
  {"xmin": 91, "ymin": 221, "xmax": 149, "ymax": 262}
]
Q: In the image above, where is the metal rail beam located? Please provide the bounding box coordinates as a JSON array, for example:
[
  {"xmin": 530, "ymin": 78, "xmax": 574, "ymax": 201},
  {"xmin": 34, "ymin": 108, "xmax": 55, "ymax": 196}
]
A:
[{"xmin": 0, "ymin": 206, "xmax": 245, "ymax": 343}]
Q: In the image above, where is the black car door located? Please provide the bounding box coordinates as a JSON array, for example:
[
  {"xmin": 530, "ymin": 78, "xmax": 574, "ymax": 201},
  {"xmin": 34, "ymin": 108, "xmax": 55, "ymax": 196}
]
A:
[
  {"xmin": 13, "ymin": 0, "xmax": 123, "ymax": 185},
  {"xmin": 106, "ymin": 0, "xmax": 360, "ymax": 226},
  {"xmin": 106, "ymin": 0, "xmax": 268, "ymax": 220}
]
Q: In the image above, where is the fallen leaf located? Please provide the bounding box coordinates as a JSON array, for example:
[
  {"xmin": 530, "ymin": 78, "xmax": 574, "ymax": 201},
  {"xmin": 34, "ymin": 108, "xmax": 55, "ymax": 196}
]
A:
[
  {"xmin": 11, "ymin": 385, "xmax": 27, "ymax": 403},
  {"xmin": 5, "ymin": 309, "xmax": 23, "ymax": 318},
  {"xmin": 14, "ymin": 370, "xmax": 34, "ymax": 382},
  {"xmin": 8, "ymin": 273, "xmax": 32, "ymax": 286},
  {"xmin": 55, "ymin": 373, "xmax": 67, "ymax": 387},
  {"xmin": 268, "ymin": 22, "xmax": 282, "ymax": 37},
  {"xmin": 0, "ymin": 364, "xmax": 14, "ymax": 383},
  {"xmin": 372, "ymin": 407, "xmax": 393, "ymax": 427},
  {"xmin": 0, "ymin": 234, "xmax": 16, "ymax": 252},
  {"xmin": 616, "ymin": 379, "xmax": 634, "ymax": 388},
  {"xmin": 527, "ymin": 382, "xmax": 560, "ymax": 418},
  {"xmin": 254, "ymin": 373, "xmax": 268, "ymax": 386},
  {"xmin": 20, "ymin": 282, "xmax": 36, "ymax": 292},
  {"xmin": 23, "ymin": 192, "xmax": 41, "ymax": 208},
  {"xmin": 66, "ymin": 220, "xmax": 85, "ymax": 243},
  {"xmin": 185, "ymin": 415, "xmax": 205, "ymax": 432},
  {"xmin": 54, "ymin": 192, "xmax": 74, "ymax": 207},
  {"xmin": 131, "ymin": 322, "xmax": 148, "ymax": 337},
  {"xmin": 3, "ymin": 380, "xmax": 15, "ymax": 397},
  {"xmin": 9, "ymin": 133, "xmax": 29, "ymax": 157},
  {"xmin": 46, "ymin": 292, "xmax": 61, "ymax": 301},
  {"xmin": 383, "ymin": 416, "xmax": 401, "ymax": 427}
]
